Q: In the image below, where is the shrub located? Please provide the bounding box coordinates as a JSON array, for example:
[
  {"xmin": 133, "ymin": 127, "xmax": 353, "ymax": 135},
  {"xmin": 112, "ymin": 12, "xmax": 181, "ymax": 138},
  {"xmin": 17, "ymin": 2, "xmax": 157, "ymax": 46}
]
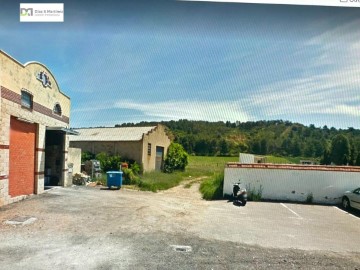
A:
[
  {"xmin": 81, "ymin": 151, "xmax": 95, "ymax": 162},
  {"xmin": 163, "ymin": 143, "xmax": 188, "ymax": 173},
  {"xmin": 130, "ymin": 161, "xmax": 141, "ymax": 175},
  {"xmin": 306, "ymin": 192, "xmax": 313, "ymax": 203},
  {"xmin": 95, "ymin": 152, "xmax": 121, "ymax": 172},
  {"xmin": 122, "ymin": 168, "xmax": 136, "ymax": 185},
  {"xmin": 246, "ymin": 184, "xmax": 263, "ymax": 201},
  {"xmin": 199, "ymin": 172, "xmax": 224, "ymax": 200},
  {"xmin": 96, "ymin": 174, "xmax": 107, "ymax": 186}
]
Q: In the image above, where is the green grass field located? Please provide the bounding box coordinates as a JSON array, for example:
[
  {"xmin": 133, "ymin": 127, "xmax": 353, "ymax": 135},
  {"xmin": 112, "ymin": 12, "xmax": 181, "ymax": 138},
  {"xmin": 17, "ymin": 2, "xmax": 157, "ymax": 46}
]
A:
[
  {"xmin": 186, "ymin": 156, "xmax": 238, "ymax": 176},
  {"xmin": 137, "ymin": 156, "xmax": 237, "ymax": 192},
  {"xmin": 265, "ymin": 156, "xmax": 300, "ymax": 164}
]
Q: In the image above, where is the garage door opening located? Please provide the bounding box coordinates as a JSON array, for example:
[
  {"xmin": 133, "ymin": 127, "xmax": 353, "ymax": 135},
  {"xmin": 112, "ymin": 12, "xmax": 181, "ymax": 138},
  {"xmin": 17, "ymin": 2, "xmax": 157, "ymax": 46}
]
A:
[{"xmin": 45, "ymin": 130, "xmax": 64, "ymax": 187}]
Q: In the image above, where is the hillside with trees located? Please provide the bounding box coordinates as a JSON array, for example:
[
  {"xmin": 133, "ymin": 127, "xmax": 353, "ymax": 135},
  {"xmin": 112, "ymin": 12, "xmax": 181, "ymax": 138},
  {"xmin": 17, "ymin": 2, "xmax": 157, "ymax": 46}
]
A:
[{"xmin": 115, "ymin": 120, "xmax": 360, "ymax": 165}]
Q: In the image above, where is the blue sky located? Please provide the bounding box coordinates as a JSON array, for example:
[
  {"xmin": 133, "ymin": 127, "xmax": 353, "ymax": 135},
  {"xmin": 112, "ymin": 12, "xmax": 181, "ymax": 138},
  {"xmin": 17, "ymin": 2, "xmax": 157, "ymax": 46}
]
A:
[{"xmin": 0, "ymin": 0, "xmax": 360, "ymax": 128}]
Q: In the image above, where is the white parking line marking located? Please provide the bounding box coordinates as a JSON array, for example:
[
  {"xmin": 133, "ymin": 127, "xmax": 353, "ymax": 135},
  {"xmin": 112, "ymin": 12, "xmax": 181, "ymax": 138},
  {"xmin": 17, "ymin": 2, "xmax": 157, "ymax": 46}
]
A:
[
  {"xmin": 333, "ymin": 206, "xmax": 360, "ymax": 221},
  {"xmin": 281, "ymin": 203, "xmax": 303, "ymax": 219}
]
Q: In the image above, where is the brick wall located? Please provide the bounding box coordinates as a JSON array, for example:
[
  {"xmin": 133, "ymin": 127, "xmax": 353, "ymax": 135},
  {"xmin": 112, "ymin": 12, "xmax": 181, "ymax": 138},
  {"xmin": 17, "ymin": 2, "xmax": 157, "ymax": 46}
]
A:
[{"xmin": 1, "ymin": 86, "xmax": 69, "ymax": 124}]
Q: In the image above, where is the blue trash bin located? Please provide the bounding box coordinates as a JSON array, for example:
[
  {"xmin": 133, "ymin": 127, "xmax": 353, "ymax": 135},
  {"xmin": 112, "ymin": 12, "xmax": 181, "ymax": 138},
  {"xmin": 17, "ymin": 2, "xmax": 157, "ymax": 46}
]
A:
[{"xmin": 106, "ymin": 171, "xmax": 123, "ymax": 189}]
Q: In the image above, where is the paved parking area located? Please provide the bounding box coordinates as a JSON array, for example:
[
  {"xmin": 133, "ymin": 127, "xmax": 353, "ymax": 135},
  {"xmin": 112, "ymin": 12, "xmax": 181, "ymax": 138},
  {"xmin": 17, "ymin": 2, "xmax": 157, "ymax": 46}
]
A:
[
  {"xmin": 195, "ymin": 200, "xmax": 360, "ymax": 252},
  {"xmin": 0, "ymin": 185, "xmax": 359, "ymax": 269}
]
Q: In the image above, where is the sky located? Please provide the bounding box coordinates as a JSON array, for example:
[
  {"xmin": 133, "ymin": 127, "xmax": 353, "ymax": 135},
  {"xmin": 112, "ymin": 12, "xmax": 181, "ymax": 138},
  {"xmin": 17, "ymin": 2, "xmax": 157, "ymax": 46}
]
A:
[{"xmin": 0, "ymin": 0, "xmax": 359, "ymax": 128}]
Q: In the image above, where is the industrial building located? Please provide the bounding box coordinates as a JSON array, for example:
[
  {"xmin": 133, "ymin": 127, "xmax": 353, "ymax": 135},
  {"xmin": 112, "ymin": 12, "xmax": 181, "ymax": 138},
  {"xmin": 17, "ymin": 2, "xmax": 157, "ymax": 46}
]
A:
[{"xmin": 0, "ymin": 50, "xmax": 77, "ymax": 206}]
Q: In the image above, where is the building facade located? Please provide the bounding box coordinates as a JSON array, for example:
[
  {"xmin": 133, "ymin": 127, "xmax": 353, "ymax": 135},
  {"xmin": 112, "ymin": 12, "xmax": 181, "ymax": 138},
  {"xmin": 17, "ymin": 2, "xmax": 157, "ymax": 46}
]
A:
[
  {"xmin": 69, "ymin": 125, "xmax": 171, "ymax": 172},
  {"xmin": 0, "ymin": 50, "xmax": 75, "ymax": 206}
]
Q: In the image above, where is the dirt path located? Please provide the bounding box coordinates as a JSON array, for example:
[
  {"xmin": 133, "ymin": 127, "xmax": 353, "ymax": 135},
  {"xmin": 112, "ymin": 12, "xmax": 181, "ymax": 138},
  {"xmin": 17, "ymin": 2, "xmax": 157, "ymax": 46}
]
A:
[{"xmin": 157, "ymin": 177, "xmax": 206, "ymax": 200}]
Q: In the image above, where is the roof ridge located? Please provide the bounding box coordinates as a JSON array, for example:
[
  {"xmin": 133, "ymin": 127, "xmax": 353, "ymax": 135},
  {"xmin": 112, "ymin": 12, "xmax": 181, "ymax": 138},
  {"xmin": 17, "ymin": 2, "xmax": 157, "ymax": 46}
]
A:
[{"xmin": 69, "ymin": 126, "xmax": 159, "ymax": 142}]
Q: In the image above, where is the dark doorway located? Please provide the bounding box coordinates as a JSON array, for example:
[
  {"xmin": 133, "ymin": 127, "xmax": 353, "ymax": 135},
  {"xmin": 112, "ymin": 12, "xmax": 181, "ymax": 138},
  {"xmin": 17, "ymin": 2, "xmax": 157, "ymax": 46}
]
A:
[
  {"xmin": 155, "ymin": 146, "xmax": 164, "ymax": 171},
  {"xmin": 45, "ymin": 130, "xmax": 64, "ymax": 186}
]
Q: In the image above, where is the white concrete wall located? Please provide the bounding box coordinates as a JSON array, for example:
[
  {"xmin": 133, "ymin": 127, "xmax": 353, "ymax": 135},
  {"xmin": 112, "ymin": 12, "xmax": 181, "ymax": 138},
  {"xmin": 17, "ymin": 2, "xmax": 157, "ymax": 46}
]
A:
[
  {"xmin": 239, "ymin": 153, "xmax": 255, "ymax": 163},
  {"xmin": 68, "ymin": 148, "xmax": 81, "ymax": 175},
  {"xmin": 224, "ymin": 164, "xmax": 360, "ymax": 204}
]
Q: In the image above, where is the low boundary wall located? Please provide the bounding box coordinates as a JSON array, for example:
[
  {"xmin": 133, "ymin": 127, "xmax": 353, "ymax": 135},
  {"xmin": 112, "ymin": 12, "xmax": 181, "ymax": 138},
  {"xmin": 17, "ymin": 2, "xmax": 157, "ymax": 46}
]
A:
[{"xmin": 224, "ymin": 163, "xmax": 360, "ymax": 204}]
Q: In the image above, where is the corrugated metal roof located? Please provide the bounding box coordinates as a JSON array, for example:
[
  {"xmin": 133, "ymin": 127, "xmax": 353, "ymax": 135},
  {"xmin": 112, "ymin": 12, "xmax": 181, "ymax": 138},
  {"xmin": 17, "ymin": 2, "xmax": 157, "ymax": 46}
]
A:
[{"xmin": 69, "ymin": 126, "xmax": 157, "ymax": 142}]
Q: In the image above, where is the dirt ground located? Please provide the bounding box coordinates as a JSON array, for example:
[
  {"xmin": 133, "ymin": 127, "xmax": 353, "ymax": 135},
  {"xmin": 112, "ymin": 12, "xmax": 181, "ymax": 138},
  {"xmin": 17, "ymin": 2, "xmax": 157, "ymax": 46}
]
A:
[{"xmin": 0, "ymin": 182, "xmax": 359, "ymax": 269}]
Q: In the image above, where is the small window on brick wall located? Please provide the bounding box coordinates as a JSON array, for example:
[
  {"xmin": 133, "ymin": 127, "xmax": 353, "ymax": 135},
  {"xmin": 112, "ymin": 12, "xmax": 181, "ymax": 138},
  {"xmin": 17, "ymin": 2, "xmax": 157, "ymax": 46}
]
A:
[
  {"xmin": 53, "ymin": 103, "xmax": 62, "ymax": 116},
  {"xmin": 21, "ymin": 91, "xmax": 33, "ymax": 109},
  {"xmin": 148, "ymin": 143, "xmax": 151, "ymax": 155}
]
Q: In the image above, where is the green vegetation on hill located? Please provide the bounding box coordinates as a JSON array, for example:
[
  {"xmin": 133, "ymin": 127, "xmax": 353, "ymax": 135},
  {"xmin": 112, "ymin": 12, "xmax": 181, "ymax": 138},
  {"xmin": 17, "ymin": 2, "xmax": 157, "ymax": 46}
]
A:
[{"xmin": 116, "ymin": 120, "xmax": 360, "ymax": 165}]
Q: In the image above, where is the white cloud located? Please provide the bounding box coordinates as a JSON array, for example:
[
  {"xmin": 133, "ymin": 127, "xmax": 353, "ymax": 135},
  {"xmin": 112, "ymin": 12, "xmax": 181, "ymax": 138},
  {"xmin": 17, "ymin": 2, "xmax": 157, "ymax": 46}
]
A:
[
  {"xmin": 248, "ymin": 19, "xmax": 360, "ymax": 120},
  {"xmin": 114, "ymin": 99, "xmax": 250, "ymax": 122},
  {"xmin": 324, "ymin": 105, "xmax": 360, "ymax": 117}
]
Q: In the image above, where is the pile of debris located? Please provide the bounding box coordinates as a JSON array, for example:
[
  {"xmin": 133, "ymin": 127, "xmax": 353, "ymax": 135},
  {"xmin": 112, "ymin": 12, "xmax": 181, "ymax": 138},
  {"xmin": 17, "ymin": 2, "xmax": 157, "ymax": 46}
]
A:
[{"xmin": 72, "ymin": 173, "xmax": 91, "ymax": 186}]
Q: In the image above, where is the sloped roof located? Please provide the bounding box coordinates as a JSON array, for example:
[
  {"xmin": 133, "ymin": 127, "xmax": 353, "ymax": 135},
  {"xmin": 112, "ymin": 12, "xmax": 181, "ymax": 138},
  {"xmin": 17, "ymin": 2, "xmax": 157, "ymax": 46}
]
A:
[{"xmin": 69, "ymin": 126, "xmax": 157, "ymax": 142}]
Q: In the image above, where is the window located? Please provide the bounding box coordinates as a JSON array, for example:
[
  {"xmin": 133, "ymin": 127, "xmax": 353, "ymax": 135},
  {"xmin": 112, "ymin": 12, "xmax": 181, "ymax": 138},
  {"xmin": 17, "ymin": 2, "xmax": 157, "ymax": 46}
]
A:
[
  {"xmin": 53, "ymin": 103, "xmax": 62, "ymax": 116},
  {"xmin": 148, "ymin": 143, "xmax": 151, "ymax": 155},
  {"xmin": 21, "ymin": 91, "xmax": 32, "ymax": 109}
]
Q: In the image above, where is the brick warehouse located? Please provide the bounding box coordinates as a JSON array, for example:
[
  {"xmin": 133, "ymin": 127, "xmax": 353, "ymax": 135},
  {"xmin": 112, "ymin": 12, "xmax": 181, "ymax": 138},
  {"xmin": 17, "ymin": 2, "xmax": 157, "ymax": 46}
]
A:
[{"xmin": 0, "ymin": 50, "xmax": 78, "ymax": 206}]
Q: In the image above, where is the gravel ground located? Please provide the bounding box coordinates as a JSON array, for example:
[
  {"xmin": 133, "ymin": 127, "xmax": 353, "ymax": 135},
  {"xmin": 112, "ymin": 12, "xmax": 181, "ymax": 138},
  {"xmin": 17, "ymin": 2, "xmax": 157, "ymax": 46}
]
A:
[{"xmin": 0, "ymin": 183, "xmax": 359, "ymax": 269}]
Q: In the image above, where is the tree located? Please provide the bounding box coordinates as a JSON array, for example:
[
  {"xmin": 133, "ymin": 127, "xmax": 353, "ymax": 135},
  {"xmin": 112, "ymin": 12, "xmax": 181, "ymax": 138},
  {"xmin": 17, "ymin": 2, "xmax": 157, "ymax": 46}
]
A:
[
  {"xmin": 260, "ymin": 138, "xmax": 268, "ymax": 155},
  {"xmin": 355, "ymin": 153, "xmax": 360, "ymax": 166},
  {"xmin": 95, "ymin": 152, "xmax": 121, "ymax": 172},
  {"xmin": 313, "ymin": 140, "xmax": 324, "ymax": 157},
  {"xmin": 321, "ymin": 148, "xmax": 331, "ymax": 165},
  {"xmin": 219, "ymin": 139, "xmax": 229, "ymax": 156},
  {"xmin": 250, "ymin": 138, "xmax": 261, "ymax": 155},
  {"xmin": 81, "ymin": 151, "xmax": 95, "ymax": 162},
  {"xmin": 163, "ymin": 143, "xmax": 188, "ymax": 173},
  {"xmin": 330, "ymin": 134, "xmax": 351, "ymax": 165},
  {"xmin": 349, "ymin": 142, "xmax": 357, "ymax": 166},
  {"xmin": 303, "ymin": 141, "xmax": 315, "ymax": 157},
  {"xmin": 320, "ymin": 140, "xmax": 331, "ymax": 165}
]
